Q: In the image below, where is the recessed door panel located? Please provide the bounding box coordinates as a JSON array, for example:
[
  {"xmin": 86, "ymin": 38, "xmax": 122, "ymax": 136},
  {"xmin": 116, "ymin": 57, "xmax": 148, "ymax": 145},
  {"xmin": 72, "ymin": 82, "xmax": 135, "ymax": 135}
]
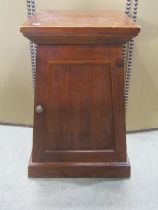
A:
[{"xmin": 46, "ymin": 60, "xmax": 114, "ymax": 151}]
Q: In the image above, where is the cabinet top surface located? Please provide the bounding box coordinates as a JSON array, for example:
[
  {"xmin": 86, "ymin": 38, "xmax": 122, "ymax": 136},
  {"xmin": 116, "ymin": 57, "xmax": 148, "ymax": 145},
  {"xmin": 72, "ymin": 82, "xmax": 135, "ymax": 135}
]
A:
[{"xmin": 20, "ymin": 10, "xmax": 140, "ymax": 32}]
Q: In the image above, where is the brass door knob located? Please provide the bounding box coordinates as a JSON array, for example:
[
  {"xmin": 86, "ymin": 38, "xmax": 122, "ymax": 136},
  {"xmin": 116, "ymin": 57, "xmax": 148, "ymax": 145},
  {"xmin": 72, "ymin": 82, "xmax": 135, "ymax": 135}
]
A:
[{"xmin": 36, "ymin": 105, "xmax": 44, "ymax": 114}]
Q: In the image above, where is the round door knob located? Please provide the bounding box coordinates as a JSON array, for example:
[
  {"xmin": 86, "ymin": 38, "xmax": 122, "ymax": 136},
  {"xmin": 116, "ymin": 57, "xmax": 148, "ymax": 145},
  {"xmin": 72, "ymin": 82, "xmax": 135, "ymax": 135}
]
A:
[{"xmin": 36, "ymin": 105, "xmax": 44, "ymax": 114}]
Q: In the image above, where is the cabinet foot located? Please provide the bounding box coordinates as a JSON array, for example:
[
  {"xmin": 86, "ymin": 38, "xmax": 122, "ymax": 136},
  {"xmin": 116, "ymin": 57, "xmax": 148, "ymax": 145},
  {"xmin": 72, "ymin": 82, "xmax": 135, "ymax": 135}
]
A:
[{"xmin": 28, "ymin": 155, "xmax": 130, "ymax": 178}]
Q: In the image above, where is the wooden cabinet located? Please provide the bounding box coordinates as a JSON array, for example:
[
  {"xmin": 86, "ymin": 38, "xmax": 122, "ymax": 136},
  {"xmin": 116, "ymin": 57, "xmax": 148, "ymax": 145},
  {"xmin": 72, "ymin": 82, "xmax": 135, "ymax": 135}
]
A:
[{"xmin": 20, "ymin": 10, "xmax": 140, "ymax": 178}]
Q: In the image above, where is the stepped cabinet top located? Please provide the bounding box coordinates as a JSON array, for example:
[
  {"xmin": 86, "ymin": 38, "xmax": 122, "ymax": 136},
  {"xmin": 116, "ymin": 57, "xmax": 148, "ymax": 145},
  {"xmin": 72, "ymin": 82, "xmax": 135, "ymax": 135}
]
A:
[{"xmin": 20, "ymin": 10, "xmax": 141, "ymax": 44}]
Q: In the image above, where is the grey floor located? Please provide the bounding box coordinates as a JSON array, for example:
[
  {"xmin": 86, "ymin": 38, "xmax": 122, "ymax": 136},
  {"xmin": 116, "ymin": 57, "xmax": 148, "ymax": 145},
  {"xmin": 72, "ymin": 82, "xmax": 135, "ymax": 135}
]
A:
[{"xmin": 0, "ymin": 125, "xmax": 158, "ymax": 210}]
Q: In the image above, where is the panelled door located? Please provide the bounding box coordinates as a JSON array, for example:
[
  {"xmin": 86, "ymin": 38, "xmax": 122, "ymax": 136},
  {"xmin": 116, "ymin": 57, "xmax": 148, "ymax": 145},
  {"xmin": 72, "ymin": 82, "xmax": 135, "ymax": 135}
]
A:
[{"xmin": 32, "ymin": 45, "xmax": 126, "ymax": 163}]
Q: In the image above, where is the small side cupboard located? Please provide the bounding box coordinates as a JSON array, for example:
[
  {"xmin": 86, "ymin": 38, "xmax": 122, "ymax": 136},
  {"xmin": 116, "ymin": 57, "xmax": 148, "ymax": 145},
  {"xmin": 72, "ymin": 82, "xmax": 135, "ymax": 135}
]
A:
[{"xmin": 20, "ymin": 10, "xmax": 140, "ymax": 177}]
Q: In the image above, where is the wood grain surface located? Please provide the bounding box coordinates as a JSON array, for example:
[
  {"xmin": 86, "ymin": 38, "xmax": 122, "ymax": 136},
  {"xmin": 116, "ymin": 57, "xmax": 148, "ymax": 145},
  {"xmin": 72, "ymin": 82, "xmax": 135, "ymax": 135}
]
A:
[
  {"xmin": 20, "ymin": 10, "xmax": 141, "ymax": 177},
  {"xmin": 20, "ymin": 10, "xmax": 140, "ymax": 31},
  {"xmin": 20, "ymin": 10, "xmax": 140, "ymax": 44}
]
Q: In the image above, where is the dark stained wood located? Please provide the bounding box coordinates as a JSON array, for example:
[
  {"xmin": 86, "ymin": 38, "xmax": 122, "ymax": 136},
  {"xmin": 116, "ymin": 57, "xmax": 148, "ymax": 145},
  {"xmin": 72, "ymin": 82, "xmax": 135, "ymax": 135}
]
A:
[
  {"xmin": 28, "ymin": 156, "xmax": 130, "ymax": 178},
  {"xmin": 20, "ymin": 10, "xmax": 140, "ymax": 178},
  {"xmin": 20, "ymin": 10, "xmax": 141, "ymax": 44},
  {"xmin": 32, "ymin": 45, "xmax": 127, "ymax": 164}
]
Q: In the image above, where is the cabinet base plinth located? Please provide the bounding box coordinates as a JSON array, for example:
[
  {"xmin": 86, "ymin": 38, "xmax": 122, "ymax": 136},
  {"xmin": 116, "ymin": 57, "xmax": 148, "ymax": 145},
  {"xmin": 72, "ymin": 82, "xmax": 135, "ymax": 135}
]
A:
[{"xmin": 28, "ymin": 155, "xmax": 130, "ymax": 178}]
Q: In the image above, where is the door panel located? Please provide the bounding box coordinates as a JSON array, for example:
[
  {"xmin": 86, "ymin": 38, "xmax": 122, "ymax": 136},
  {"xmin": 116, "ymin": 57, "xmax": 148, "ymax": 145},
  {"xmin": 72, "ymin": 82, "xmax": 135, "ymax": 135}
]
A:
[{"xmin": 46, "ymin": 60, "xmax": 114, "ymax": 151}]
